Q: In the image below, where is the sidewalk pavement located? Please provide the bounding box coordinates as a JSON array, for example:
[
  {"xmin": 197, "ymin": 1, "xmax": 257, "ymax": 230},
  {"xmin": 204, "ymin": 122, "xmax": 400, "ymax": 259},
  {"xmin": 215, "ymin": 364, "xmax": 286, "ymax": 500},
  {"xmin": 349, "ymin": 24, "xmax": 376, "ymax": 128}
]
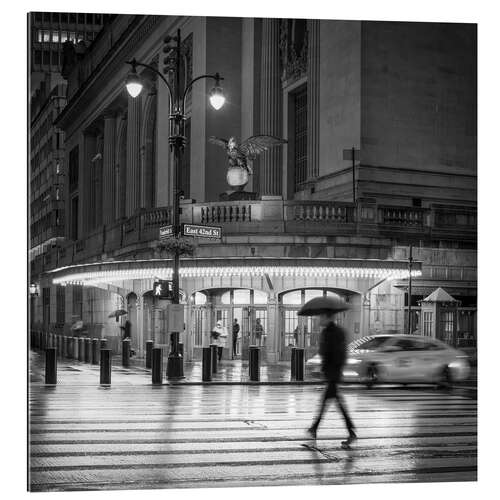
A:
[{"xmin": 29, "ymin": 349, "xmax": 477, "ymax": 388}]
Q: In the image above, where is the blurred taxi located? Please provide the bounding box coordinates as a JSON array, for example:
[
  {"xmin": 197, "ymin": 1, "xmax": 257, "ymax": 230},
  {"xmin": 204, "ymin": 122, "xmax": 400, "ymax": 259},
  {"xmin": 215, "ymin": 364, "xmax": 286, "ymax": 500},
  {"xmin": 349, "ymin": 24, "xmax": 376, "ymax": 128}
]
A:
[{"xmin": 306, "ymin": 334, "xmax": 470, "ymax": 387}]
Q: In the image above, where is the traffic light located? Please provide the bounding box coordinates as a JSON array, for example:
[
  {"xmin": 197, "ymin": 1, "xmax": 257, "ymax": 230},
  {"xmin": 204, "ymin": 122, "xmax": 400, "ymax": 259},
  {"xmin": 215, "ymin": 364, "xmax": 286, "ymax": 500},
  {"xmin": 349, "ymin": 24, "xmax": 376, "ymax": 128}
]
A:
[{"xmin": 153, "ymin": 280, "xmax": 173, "ymax": 299}]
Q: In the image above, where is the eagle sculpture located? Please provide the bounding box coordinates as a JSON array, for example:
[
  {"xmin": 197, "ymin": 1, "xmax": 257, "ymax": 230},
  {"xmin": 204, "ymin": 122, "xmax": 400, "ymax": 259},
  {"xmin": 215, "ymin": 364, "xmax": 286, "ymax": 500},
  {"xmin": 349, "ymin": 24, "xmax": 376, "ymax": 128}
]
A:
[{"xmin": 209, "ymin": 135, "xmax": 287, "ymax": 175}]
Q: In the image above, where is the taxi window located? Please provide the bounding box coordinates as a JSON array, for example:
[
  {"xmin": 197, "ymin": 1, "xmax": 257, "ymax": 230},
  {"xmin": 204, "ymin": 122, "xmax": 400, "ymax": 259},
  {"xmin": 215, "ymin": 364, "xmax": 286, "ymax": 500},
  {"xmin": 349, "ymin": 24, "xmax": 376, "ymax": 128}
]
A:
[
  {"xmin": 393, "ymin": 338, "xmax": 423, "ymax": 351},
  {"xmin": 357, "ymin": 337, "xmax": 390, "ymax": 350}
]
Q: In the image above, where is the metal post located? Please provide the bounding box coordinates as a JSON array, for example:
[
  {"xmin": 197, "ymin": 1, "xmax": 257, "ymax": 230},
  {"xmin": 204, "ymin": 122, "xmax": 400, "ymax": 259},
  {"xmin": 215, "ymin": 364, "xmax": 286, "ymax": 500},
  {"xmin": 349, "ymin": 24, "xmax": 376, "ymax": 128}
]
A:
[
  {"xmin": 352, "ymin": 146, "xmax": 356, "ymax": 203},
  {"xmin": 91, "ymin": 338, "xmax": 99, "ymax": 364},
  {"xmin": 78, "ymin": 338, "xmax": 85, "ymax": 361},
  {"xmin": 407, "ymin": 244, "xmax": 413, "ymax": 335},
  {"xmin": 62, "ymin": 336, "xmax": 67, "ymax": 358},
  {"xmin": 151, "ymin": 347, "xmax": 163, "ymax": 384},
  {"xmin": 100, "ymin": 349, "xmax": 112, "ymax": 385},
  {"xmin": 122, "ymin": 338, "xmax": 131, "ymax": 367},
  {"xmin": 294, "ymin": 347, "xmax": 304, "ymax": 381},
  {"xmin": 84, "ymin": 338, "xmax": 91, "ymax": 363},
  {"xmin": 290, "ymin": 347, "xmax": 297, "ymax": 380},
  {"xmin": 210, "ymin": 344, "xmax": 218, "ymax": 374},
  {"xmin": 249, "ymin": 346, "xmax": 260, "ymax": 382},
  {"xmin": 100, "ymin": 338, "xmax": 108, "ymax": 350},
  {"xmin": 45, "ymin": 348, "xmax": 57, "ymax": 384},
  {"xmin": 146, "ymin": 340, "xmax": 154, "ymax": 369},
  {"xmin": 202, "ymin": 347, "xmax": 212, "ymax": 381}
]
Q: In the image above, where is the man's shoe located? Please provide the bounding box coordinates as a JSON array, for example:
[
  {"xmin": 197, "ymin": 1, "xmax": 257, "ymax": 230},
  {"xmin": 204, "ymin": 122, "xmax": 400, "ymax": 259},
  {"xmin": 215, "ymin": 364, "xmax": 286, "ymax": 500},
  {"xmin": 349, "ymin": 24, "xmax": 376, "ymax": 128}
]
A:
[
  {"xmin": 307, "ymin": 426, "xmax": 317, "ymax": 440},
  {"xmin": 341, "ymin": 430, "xmax": 357, "ymax": 449}
]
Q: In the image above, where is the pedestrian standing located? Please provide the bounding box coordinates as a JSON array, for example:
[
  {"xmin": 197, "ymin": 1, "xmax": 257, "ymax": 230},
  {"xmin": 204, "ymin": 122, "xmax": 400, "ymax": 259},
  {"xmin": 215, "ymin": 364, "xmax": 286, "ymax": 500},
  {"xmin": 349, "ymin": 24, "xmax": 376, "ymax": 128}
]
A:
[
  {"xmin": 255, "ymin": 318, "xmax": 264, "ymax": 346},
  {"xmin": 298, "ymin": 297, "xmax": 356, "ymax": 448},
  {"xmin": 211, "ymin": 321, "xmax": 228, "ymax": 361},
  {"xmin": 232, "ymin": 319, "xmax": 240, "ymax": 359}
]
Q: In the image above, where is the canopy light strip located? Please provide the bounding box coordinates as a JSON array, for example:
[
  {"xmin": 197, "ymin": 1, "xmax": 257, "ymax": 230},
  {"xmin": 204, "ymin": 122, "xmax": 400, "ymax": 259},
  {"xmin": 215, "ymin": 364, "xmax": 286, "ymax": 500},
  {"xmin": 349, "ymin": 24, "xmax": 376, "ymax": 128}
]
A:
[{"xmin": 52, "ymin": 266, "xmax": 422, "ymax": 286}]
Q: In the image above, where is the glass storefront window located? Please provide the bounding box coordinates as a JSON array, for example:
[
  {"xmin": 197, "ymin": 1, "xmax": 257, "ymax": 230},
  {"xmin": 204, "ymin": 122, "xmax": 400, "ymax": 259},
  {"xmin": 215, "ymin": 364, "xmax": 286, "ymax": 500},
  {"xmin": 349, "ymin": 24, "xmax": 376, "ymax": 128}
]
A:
[
  {"xmin": 304, "ymin": 289, "xmax": 323, "ymax": 302},
  {"xmin": 233, "ymin": 289, "xmax": 250, "ymax": 304},
  {"xmin": 193, "ymin": 292, "xmax": 206, "ymax": 305},
  {"xmin": 253, "ymin": 289, "xmax": 268, "ymax": 305},
  {"xmin": 221, "ymin": 291, "xmax": 231, "ymax": 305},
  {"xmin": 282, "ymin": 290, "xmax": 301, "ymax": 305}
]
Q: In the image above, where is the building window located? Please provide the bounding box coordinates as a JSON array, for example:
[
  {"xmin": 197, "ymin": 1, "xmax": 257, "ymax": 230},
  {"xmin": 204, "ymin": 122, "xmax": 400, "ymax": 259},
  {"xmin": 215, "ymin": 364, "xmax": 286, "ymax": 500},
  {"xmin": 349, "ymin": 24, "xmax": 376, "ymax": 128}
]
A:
[
  {"xmin": 51, "ymin": 51, "xmax": 59, "ymax": 66},
  {"xmin": 68, "ymin": 145, "xmax": 79, "ymax": 192},
  {"xmin": 61, "ymin": 13, "xmax": 68, "ymax": 23},
  {"xmin": 193, "ymin": 292, "xmax": 207, "ymax": 305},
  {"xmin": 52, "ymin": 31, "xmax": 59, "ymax": 43},
  {"xmin": 43, "ymin": 51, "xmax": 50, "ymax": 65},
  {"xmin": 70, "ymin": 196, "xmax": 79, "ymax": 241},
  {"xmin": 34, "ymin": 50, "xmax": 42, "ymax": 65},
  {"xmin": 52, "ymin": 13, "xmax": 60, "ymax": 23},
  {"xmin": 292, "ymin": 86, "xmax": 308, "ymax": 191},
  {"xmin": 56, "ymin": 286, "xmax": 65, "ymax": 325},
  {"xmin": 439, "ymin": 310, "xmax": 455, "ymax": 344},
  {"xmin": 69, "ymin": 32, "xmax": 76, "ymax": 43},
  {"xmin": 78, "ymin": 13, "xmax": 85, "ymax": 24},
  {"xmin": 42, "ymin": 30, "xmax": 51, "ymax": 42},
  {"xmin": 86, "ymin": 13, "xmax": 93, "ymax": 24},
  {"xmin": 423, "ymin": 311, "xmax": 433, "ymax": 336},
  {"xmin": 60, "ymin": 31, "xmax": 68, "ymax": 43},
  {"xmin": 72, "ymin": 285, "xmax": 83, "ymax": 320},
  {"xmin": 69, "ymin": 13, "xmax": 76, "ymax": 24},
  {"xmin": 43, "ymin": 12, "xmax": 51, "ymax": 23}
]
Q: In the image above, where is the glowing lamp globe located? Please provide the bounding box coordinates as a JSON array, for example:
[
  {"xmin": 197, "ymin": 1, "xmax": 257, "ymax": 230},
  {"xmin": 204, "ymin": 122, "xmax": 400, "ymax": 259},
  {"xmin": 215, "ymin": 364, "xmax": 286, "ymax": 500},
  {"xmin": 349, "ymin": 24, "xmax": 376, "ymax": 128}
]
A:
[{"xmin": 226, "ymin": 166, "xmax": 249, "ymax": 189}]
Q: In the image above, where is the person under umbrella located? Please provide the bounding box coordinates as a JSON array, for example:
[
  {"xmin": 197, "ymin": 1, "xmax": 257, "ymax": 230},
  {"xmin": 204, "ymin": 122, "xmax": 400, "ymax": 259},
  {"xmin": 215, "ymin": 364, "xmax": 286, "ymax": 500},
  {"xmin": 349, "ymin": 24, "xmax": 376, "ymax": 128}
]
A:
[{"xmin": 298, "ymin": 296, "xmax": 357, "ymax": 448}]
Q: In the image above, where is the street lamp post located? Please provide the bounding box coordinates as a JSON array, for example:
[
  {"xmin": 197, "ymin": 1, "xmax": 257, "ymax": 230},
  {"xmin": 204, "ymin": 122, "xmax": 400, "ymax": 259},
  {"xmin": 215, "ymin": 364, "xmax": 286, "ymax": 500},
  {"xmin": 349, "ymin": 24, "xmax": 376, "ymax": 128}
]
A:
[{"xmin": 125, "ymin": 29, "xmax": 225, "ymax": 379}]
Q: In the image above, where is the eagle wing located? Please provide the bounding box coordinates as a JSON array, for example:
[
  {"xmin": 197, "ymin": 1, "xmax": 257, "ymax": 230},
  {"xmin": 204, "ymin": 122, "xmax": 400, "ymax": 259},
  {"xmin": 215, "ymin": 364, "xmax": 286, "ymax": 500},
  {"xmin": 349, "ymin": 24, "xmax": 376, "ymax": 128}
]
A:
[
  {"xmin": 208, "ymin": 136, "xmax": 229, "ymax": 150},
  {"xmin": 239, "ymin": 135, "xmax": 287, "ymax": 159}
]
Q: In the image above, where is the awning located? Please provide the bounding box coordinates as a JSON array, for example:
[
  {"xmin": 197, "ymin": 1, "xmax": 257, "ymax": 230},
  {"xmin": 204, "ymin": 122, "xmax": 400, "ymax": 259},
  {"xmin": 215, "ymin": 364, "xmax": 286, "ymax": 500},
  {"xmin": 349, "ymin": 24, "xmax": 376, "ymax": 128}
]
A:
[{"xmin": 46, "ymin": 257, "xmax": 422, "ymax": 287}]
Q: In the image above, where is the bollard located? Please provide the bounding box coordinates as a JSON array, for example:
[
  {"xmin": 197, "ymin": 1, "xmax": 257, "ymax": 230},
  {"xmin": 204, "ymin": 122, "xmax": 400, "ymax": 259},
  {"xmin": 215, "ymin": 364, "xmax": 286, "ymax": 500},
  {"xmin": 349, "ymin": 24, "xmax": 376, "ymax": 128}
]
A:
[
  {"xmin": 178, "ymin": 342, "xmax": 184, "ymax": 357},
  {"xmin": 73, "ymin": 336, "xmax": 79, "ymax": 359},
  {"xmin": 145, "ymin": 340, "xmax": 154, "ymax": 369},
  {"xmin": 45, "ymin": 348, "xmax": 57, "ymax": 384},
  {"xmin": 84, "ymin": 338, "xmax": 91, "ymax": 363},
  {"xmin": 294, "ymin": 347, "xmax": 305, "ymax": 381},
  {"xmin": 91, "ymin": 338, "xmax": 99, "ymax": 364},
  {"xmin": 249, "ymin": 346, "xmax": 260, "ymax": 382},
  {"xmin": 78, "ymin": 338, "xmax": 85, "ymax": 361},
  {"xmin": 100, "ymin": 349, "xmax": 112, "ymax": 385},
  {"xmin": 202, "ymin": 347, "xmax": 212, "ymax": 381},
  {"xmin": 100, "ymin": 338, "xmax": 108, "ymax": 350},
  {"xmin": 290, "ymin": 347, "xmax": 297, "ymax": 380},
  {"xmin": 122, "ymin": 338, "xmax": 131, "ymax": 367},
  {"xmin": 151, "ymin": 347, "xmax": 163, "ymax": 384},
  {"xmin": 58, "ymin": 336, "xmax": 62, "ymax": 356},
  {"xmin": 210, "ymin": 344, "xmax": 218, "ymax": 374}
]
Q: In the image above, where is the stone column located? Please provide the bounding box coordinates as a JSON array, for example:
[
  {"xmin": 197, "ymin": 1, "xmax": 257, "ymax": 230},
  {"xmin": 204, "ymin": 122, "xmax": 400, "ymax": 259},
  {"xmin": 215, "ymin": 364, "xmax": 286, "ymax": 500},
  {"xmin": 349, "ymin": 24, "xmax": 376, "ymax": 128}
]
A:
[
  {"xmin": 126, "ymin": 96, "xmax": 141, "ymax": 216},
  {"xmin": 306, "ymin": 19, "xmax": 320, "ymax": 181},
  {"xmin": 260, "ymin": 18, "xmax": 282, "ymax": 196},
  {"xmin": 102, "ymin": 113, "xmax": 116, "ymax": 224}
]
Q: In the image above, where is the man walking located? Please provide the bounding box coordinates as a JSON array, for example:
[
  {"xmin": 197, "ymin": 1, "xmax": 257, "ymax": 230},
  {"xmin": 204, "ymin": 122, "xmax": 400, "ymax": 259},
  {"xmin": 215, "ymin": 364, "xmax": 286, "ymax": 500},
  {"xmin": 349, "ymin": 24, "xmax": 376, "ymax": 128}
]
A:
[
  {"xmin": 298, "ymin": 297, "xmax": 356, "ymax": 448},
  {"xmin": 232, "ymin": 318, "xmax": 240, "ymax": 359}
]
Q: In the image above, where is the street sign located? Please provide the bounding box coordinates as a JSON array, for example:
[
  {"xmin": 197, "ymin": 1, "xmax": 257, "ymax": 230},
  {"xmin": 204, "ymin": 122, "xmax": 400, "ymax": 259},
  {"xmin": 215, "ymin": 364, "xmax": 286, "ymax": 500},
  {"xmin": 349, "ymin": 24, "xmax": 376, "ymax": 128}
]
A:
[
  {"xmin": 182, "ymin": 223, "xmax": 222, "ymax": 239},
  {"xmin": 153, "ymin": 280, "xmax": 173, "ymax": 299},
  {"xmin": 167, "ymin": 304, "xmax": 185, "ymax": 332},
  {"xmin": 159, "ymin": 225, "xmax": 173, "ymax": 240}
]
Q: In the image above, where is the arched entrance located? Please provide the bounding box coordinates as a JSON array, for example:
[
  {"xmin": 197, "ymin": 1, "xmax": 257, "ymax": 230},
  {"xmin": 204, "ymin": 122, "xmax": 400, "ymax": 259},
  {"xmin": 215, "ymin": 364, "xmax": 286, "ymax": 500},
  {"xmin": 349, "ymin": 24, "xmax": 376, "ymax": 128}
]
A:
[
  {"xmin": 278, "ymin": 288, "xmax": 354, "ymax": 361},
  {"xmin": 189, "ymin": 288, "xmax": 269, "ymax": 361}
]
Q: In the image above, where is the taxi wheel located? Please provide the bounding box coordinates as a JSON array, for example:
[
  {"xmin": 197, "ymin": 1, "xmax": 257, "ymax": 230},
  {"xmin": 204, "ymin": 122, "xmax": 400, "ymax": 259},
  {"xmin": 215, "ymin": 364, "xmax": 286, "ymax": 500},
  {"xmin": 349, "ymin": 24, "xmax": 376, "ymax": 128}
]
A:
[
  {"xmin": 438, "ymin": 366, "xmax": 453, "ymax": 388},
  {"xmin": 366, "ymin": 365, "xmax": 378, "ymax": 389}
]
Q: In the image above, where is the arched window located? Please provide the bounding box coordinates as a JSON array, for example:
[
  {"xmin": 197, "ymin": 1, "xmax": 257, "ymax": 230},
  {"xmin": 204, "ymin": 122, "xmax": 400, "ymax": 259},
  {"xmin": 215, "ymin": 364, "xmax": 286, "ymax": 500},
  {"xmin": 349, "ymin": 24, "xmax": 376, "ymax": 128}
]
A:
[
  {"xmin": 193, "ymin": 292, "xmax": 207, "ymax": 305},
  {"xmin": 253, "ymin": 290, "xmax": 268, "ymax": 305}
]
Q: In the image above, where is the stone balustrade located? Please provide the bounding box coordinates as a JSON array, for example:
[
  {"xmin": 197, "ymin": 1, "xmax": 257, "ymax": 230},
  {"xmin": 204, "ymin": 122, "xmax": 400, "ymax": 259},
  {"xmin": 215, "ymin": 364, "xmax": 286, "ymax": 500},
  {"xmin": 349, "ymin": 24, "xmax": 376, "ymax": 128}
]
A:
[{"xmin": 29, "ymin": 199, "xmax": 476, "ymax": 274}]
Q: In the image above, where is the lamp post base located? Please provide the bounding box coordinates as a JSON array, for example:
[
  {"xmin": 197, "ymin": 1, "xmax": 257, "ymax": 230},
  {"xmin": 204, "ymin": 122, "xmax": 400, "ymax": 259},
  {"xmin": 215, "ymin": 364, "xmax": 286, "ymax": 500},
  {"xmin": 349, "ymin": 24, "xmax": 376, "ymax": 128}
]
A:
[{"xmin": 166, "ymin": 353, "xmax": 184, "ymax": 380}]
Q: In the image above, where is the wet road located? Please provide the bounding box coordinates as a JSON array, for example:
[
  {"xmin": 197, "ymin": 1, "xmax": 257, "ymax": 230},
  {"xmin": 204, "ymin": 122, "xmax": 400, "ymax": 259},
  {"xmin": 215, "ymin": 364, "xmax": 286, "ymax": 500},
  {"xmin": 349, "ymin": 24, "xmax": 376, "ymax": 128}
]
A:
[{"xmin": 28, "ymin": 382, "xmax": 477, "ymax": 491}]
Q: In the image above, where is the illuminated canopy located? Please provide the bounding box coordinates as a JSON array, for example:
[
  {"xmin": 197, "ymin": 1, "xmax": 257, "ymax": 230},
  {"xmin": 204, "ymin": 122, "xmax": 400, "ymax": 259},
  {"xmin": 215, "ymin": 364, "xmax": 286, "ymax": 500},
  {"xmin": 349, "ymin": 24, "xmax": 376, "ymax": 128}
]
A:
[{"xmin": 47, "ymin": 257, "xmax": 422, "ymax": 287}]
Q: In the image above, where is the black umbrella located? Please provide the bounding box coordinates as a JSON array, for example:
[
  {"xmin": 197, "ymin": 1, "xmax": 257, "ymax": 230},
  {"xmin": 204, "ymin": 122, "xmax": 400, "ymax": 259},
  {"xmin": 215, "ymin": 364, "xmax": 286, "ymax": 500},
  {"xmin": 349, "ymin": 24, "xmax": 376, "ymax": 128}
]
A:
[
  {"xmin": 298, "ymin": 296, "xmax": 350, "ymax": 316},
  {"xmin": 108, "ymin": 309, "xmax": 128, "ymax": 319}
]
